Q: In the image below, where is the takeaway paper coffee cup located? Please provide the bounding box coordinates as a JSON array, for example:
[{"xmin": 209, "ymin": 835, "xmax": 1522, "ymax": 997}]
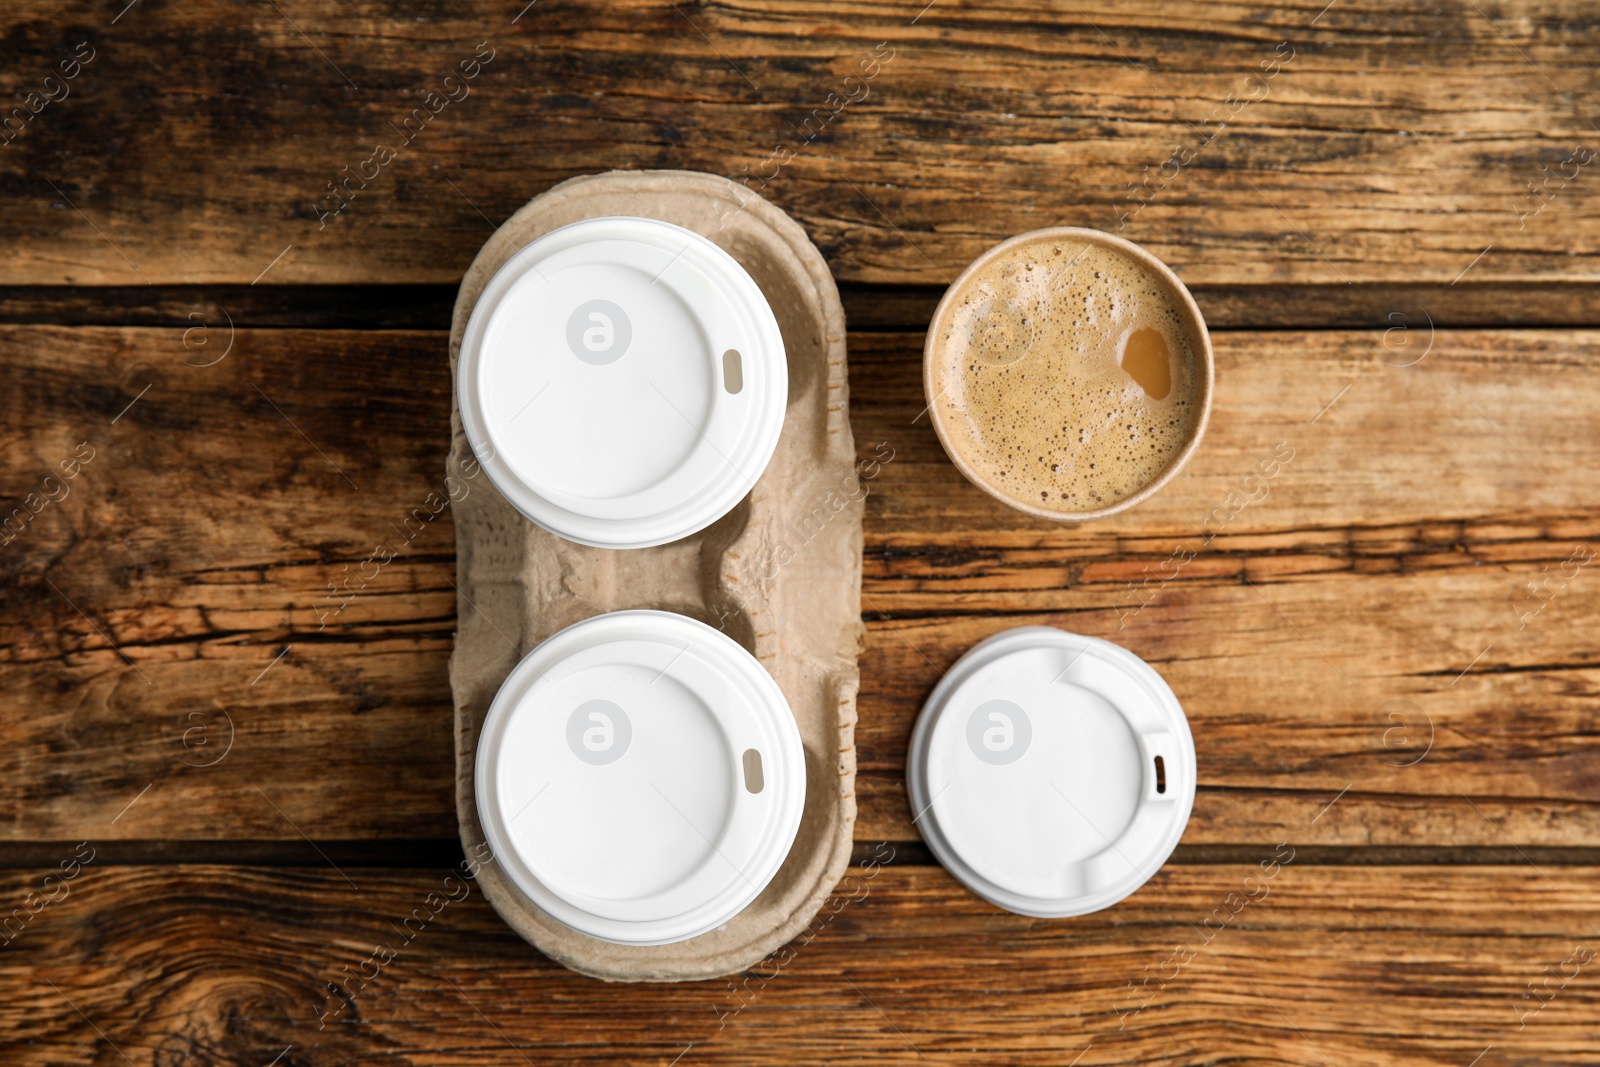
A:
[
  {"xmin": 923, "ymin": 227, "xmax": 1214, "ymax": 522},
  {"xmin": 907, "ymin": 626, "xmax": 1195, "ymax": 916},
  {"xmin": 475, "ymin": 610, "xmax": 806, "ymax": 946},
  {"xmin": 456, "ymin": 216, "xmax": 788, "ymax": 549}
]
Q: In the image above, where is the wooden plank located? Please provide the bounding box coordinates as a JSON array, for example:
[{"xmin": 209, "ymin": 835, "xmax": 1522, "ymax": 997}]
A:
[
  {"xmin": 0, "ymin": 325, "xmax": 461, "ymax": 839},
  {"xmin": 2, "ymin": 2, "xmax": 1598, "ymax": 286},
  {"xmin": 0, "ymin": 863, "xmax": 1595, "ymax": 1064},
  {"xmin": 2, "ymin": 326, "xmax": 1597, "ymax": 846}
]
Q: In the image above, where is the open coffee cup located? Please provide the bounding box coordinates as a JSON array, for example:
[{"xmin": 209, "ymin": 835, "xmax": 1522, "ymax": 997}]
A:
[{"xmin": 924, "ymin": 228, "xmax": 1214, "ymax": 521}]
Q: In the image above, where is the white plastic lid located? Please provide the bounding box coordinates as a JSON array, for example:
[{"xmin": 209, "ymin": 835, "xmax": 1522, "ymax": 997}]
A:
[
  {"xmin": 906, "ymin": 626, "xmax": 1196, "ymax": 917},
  {"xmin": 475, "ymin": 610, "xmax": 805, "ymax": 946},
  {"xmin": 457, "ymin": 216, "xmax": 788, "ymax": 549}
]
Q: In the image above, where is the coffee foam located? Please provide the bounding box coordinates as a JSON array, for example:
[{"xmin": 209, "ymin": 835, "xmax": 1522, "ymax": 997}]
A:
[{"xmin": 931, "ymin": 235, "xmax": 1201, "ymax": 513}]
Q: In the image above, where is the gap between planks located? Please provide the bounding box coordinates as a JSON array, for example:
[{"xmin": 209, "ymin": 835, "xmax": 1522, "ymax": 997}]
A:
[
  {"xmin": 5, "ymin": 840, "xmax": 1600, "ymax": 868},
  {"xmin": 3, "ymin": 283, "xmax": 1600, "ymax": 331}
]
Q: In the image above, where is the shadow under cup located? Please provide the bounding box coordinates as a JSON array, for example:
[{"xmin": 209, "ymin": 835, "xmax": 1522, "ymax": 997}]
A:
[{"xmin": 923, "ymin": 227, "xmax": 1215, "ymax": 522}]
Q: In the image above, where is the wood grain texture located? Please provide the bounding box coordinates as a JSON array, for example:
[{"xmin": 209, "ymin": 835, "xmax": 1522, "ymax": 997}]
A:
[
  {"xmin": 5, "ymin": 1, "xmax": 1598, "ymax": 1060},
  {"xmin": 1, "ymin": 1, "xmax": 1597, "ymax": 286},
  {"xmin": 2, "ymin": 325, "xmax": 1597, "ymax": 847},
  {"xmin": 0, "ymin": 862, "xmax": 1596, "ymax": 1065},
  {"xmin": 0, "ymin": 324, "xmax": 460, "ymax": 840}
]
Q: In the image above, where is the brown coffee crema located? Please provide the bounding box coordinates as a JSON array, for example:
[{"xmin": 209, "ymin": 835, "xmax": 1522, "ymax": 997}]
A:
[{"xmin": 930, "ymin": 234, "xmax": 1204, "ymax": 515}]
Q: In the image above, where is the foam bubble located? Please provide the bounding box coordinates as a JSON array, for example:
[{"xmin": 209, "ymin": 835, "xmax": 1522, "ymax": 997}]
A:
[{"xmin": 933, "ymin": 236, "xmax": 1201, "ymax": 512}]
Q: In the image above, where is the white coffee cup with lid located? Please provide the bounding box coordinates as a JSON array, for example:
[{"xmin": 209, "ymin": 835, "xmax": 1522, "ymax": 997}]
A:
[
  {"xmin": 475, "ymin": 610, "xmax": 806, "ymax": 946},
  {"xmin": 457, "ymin": 216, "xmax": 788, "ymax": 549},
  {"xmin": 907, "ymin": 626, "xmax": 1196, "ymax": 917}
]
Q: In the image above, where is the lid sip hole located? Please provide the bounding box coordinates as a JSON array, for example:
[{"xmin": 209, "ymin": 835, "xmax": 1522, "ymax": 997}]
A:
[
  {"xmin": 1154, "ymin": 754, "xmax": 1166, "ymax": 795},
  {"xmin": 742, "ymin": 748, "xmax": 764, "ymax": 793},
  {"xmin": 723, "ymin": 349, "xmax": 744, "ymax": 394}
]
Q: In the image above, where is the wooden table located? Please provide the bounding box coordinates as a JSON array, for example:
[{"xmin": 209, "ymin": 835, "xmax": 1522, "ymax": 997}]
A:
[{"xmin": 3, "ymin": 2, "xmax": 1598, "ymax": 1063}]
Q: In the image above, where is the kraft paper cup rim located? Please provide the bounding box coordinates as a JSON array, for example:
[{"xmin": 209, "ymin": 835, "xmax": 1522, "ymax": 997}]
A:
[{"xmin": 923, "ymin": 226, "xmax": 1215, "ymax": 523}]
